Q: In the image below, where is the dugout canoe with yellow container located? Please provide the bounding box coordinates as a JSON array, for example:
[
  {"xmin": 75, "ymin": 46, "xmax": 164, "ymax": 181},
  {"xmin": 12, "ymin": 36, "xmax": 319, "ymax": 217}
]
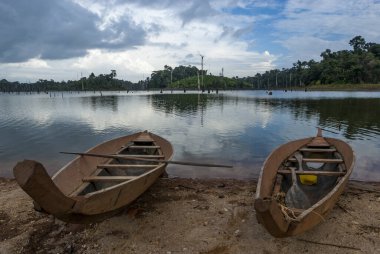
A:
[{"xmin": 254, "ymin": 128, "xmax": 355, "ymax": 237}]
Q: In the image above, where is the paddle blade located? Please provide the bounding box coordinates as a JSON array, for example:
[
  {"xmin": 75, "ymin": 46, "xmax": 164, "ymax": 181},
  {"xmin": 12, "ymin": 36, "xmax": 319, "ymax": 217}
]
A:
[{"xmin": 285, "ymin": 184, "xmax": 311, "ymax": 209}]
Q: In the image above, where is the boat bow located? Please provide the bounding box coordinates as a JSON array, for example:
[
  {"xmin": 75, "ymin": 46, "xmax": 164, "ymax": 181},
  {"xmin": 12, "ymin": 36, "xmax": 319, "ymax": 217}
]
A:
[{"xmin": 13, "ymin": 160, "xmax": 77, "ymax": 216}]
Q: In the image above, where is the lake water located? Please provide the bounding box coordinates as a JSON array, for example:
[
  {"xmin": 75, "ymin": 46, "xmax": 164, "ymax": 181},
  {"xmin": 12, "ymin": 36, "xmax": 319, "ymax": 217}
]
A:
[{"xmin": 1, "ymin": 90, "xmax": 379, "ymax": 182}]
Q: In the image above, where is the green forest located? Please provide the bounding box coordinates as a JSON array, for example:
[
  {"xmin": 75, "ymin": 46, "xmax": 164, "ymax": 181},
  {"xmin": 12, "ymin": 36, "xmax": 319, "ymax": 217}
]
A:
[
  {"xmin": 1, "ymin": 36, "xmax": 379, "ymax": 92},
  {"xmin": 145, "ymin": 65, "xmax": 251, "ymax": 90},
  {"xmin": 0, "ymin": 70, "xmax": 137, "ymax": 92},
  {"xmin": 242, "ymin": 36, "xmax": 380, "ymax": 89}
]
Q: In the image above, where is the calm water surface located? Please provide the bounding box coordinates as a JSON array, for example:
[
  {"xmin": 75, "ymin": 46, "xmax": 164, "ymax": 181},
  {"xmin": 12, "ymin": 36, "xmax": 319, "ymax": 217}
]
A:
[{"xmin": 1, "ymin": 90, "xmax": 379, "ymax": 181}]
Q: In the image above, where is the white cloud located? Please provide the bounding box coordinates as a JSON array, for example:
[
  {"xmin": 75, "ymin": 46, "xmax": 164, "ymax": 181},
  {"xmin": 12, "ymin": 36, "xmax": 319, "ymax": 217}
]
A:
[
  {"xmin": 279, "ymin": 1, "xmax": 380, "ymax": 38},
  {"xmin": 1, "ymin": 0, "xmax": 276, "ymax": 82},
  {"xmin": 275, "ymin": 0, "xmax": 380, "ymax": 65},
  {"xmin": 3, "ymin": 0, "xmax": 379, "ymax": 82},
  {"xmin": 6, "ymin": 58, "xmax": 50, "ymax": 69},
  {"xmin": 279, "ymin": 36, "xmax": 348, "ymax": 63}
]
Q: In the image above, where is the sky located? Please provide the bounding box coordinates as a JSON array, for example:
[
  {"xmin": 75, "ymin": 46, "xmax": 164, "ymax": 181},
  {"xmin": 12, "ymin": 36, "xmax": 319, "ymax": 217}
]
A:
[{"xmin": 1, "ymin": 0, "xmax": 380, "ymax": 83}]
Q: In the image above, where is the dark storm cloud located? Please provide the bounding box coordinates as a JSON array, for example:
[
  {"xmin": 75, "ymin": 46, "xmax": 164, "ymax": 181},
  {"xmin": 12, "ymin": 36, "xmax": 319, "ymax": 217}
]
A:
[
  {"xmin": 0, "ymin": 0, "xmax": 146, "ymax": 63},
  {"xmin": 117, "ymin": 0, "xmax": 217, "ymax": 25},
  {"xmin": 179, "ymin": 1, "xmax": 217, "ymax": 25}
]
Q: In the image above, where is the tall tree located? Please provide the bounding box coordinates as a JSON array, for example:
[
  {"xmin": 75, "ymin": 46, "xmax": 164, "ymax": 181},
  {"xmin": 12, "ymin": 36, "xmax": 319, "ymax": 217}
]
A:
[{"xmin": 349, "ymin": 36, "xmax": 366, "ymax": 53}]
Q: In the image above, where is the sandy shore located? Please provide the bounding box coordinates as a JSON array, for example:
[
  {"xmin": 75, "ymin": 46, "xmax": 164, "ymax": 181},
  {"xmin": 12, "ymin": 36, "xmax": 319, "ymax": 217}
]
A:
[{"xmin": 0, "ymin": 177, "xmax": 379, "ymax": 254}]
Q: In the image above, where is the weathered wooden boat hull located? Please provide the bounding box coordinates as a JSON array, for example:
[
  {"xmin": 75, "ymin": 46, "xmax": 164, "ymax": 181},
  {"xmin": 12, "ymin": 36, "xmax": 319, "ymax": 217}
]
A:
[
  {"xmin": 14, "ymin": 131, "xmax": 173, "ymax": 223},
  {"xmin": 254, "ymin": 134, "xmax": 355, "ymax": 237}
]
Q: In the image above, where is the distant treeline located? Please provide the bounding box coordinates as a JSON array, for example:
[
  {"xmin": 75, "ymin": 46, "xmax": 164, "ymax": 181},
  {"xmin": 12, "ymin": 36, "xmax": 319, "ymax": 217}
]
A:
[
  {"xmin": 145, "ymin": 65, "xmax": 202, "ymax": 89},
  {"xmin": 0, "ymin": 71, "xmax": 137, "ymax": 93},
  {"xmin": 1, "ymin": 35, "xmax": 379, "ymax": 92},
  {"xmin": 240, "ymin": 36, "xmax": 380, "ymax": 89},
  {"xmin": 144, "ymin": 65, "xmax": 251, "ymax": 90}
]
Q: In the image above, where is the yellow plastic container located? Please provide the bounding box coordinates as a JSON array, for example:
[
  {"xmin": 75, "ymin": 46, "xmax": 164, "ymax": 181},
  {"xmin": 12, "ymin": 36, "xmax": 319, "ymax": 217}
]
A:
[{"xmin": 299, "ymin": 174, "xmax": 318, "ymax": 185}]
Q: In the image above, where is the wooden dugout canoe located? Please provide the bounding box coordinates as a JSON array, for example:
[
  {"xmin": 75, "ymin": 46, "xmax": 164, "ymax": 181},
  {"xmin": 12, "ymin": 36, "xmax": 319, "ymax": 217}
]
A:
[
  {"xmin": 13, "ymin": 131, "xmax": 173, "ymax": 223},
  {"xmin": 254, "ymin": 129, "xmax": 355, "ymax": 237}
]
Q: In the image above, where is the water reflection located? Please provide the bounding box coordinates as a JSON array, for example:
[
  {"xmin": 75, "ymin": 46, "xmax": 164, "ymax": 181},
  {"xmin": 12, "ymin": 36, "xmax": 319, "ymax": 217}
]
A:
[
  {"xmin": 82, "ymin": 95, "xmax": 119, "ymax": 112},
  {"xmin": 0, "ymin": 91, "xmax": 379, "ymax": 182},
  {"xmin": 145, "ymin": 92, "xmax": 380, "ymax": 181},
  {"xmin": 272, "ymin": 98, "xmax": 380, "ymax": 140}
]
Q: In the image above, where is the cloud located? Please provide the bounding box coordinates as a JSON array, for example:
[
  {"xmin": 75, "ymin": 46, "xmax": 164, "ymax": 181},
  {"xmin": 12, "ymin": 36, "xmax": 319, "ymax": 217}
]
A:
[
  {"xmin": 179, "ymin": 1, "xmax": 217, "ymax": 25},
  {"xmin": 0, "ymin": 0, "xmax": 146, "ymax": 63},
  {"xmin": 1, "ymin": 0, "xmax": 278, "ymax": 82},
  {"xmin": 279, "ymin": 0, "xmax": 380, "ymax": 39},
  {"xmin": 2, "ymin": 0, "xmax": 380, "ymax": 82},
  {"xmin": 274, "ymin": 0, "xmax": 380, "ymax": 65},
  {"xmin": 278, "ymin": 36, "xmax": 348, "ymax": 63}
]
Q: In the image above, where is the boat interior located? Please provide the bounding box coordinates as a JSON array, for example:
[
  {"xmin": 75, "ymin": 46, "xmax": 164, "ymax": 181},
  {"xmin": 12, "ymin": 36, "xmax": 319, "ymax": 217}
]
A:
[
  {"xmin": 274, "ymin": 142, "xmax": 347, "ymax": 211},
  {"xmin": 72, "ymin": 137, "xmax": 163, "ymax": 196}
]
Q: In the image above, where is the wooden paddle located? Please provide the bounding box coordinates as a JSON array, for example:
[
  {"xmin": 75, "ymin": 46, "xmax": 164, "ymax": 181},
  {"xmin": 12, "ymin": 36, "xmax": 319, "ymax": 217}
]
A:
[
  {"xmin": 285, "ymin": 152, "xmax": 311, "ymax": 209},
  {"xmin": 317, "ymin": 127, "xmax": 339, "ymax": 135},
  {"xmin": 60, "ymin": 152, "xmax": 233, "ymax": 168}
]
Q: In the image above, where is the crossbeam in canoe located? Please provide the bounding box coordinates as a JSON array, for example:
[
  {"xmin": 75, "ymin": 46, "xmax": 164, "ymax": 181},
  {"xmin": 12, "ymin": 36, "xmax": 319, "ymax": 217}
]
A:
[
  {"xmin": 97, "ymin": 164, "xmax": 160, "ymax": 169},
  {"xmin": 277, "ymin": 169, "xmax": 346, "ymax": 176},
  {"xmin": 127, "ymin": 145, "xmax": 161, "ymax": 149},
  {"xmin": 299, "ymin": 148, "xmax": 336, "ymax": 153},
  {"xmin": 82, "ymin": 176, "xmax": 138, "ymax": 182},
  {"xmin": 133, "ymin": 139, "xmax": 154, "ymax": 143},
  {"xmin": 288, "ymin": 158, "xmax": 343, "ymax": 163}
]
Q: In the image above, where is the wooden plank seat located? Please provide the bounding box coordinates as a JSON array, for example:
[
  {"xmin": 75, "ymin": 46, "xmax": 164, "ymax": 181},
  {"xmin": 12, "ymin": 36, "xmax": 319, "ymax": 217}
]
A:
[
  {"xmin": 287, "ymin": 157, "xmax": 343, "ymax": 163},
  {"xmin": 133, "ymin": 139, "xmax": 154, "ymax": 143},
  {"xmin": 277, "ymin": 168, "xmax": 346, "ymax": 176},
  {"xmin": 132, "ymin": 132, "xmax": 154, "ymax": 143},
  {"xmin": 128, "ymin": 145, "xmax": 160, "ymax": 149},
  {"xmin": 82, "ymin": 176, "xmax": 138, "ymax": 182},
  {"xmin": 299, "ymin": 148, "xmax": 336, "ymax": 153},
  {"xmin": 97, "ymin": 164, "xmax": 160, "ymax": 169}
]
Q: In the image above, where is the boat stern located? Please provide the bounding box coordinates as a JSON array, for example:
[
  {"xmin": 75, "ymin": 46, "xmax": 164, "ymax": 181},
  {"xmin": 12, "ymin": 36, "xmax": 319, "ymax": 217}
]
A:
[{"xmin": 254, "ymin": 197, "xmax": 291, "ymax": 237}]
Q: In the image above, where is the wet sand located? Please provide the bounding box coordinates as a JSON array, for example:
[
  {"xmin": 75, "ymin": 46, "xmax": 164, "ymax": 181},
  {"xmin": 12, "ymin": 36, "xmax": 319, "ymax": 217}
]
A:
[{"xmin": 0, "ymin": 177, "xmax": 379, "ymax": 254}]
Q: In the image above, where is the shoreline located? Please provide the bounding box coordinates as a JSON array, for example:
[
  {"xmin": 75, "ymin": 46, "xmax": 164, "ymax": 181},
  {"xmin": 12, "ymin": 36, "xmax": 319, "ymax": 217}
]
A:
[
  {"xmin": 1, "ymin": 177, "xmax": 379, "ymax": 253},
  {"xmin": 2, "ymin": 85, "xmax": 380, "ymax": 94}
]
